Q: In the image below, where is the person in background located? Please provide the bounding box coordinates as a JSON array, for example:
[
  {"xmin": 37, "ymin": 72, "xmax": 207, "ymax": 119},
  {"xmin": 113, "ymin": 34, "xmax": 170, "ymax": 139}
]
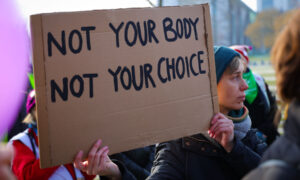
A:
[
  {"xmin": 230, "ymin": 45, "xmax": 279, "ymax": 145},
  {"xmin": 74, "ymin": 46, "xmax": 267, "ymax": 180},
  {"xmin": 243, "ymin": 9, "xmax": 300, "ymax": 180},
  {"xmin": 7, "ymin": 73, "xmax": 35, "ymax": 142},
  {"xmin": 9, "ymin": 90, "xmax": 95, "ymax": 180}
]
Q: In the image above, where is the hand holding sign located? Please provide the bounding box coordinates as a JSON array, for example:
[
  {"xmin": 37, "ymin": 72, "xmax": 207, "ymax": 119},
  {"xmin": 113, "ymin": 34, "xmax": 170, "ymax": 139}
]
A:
[
  {"xmin": 74, "ymin": 139, "xmax": 121, "ymax": 178},
  {"xmin": 208, "ymin": 113, "xmax": 234, "ymax": 152}
]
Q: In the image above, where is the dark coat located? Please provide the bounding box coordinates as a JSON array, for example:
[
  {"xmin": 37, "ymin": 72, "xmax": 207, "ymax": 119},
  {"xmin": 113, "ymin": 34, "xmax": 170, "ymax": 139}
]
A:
[
  {"xmin": 243, "ymin": 100, "xmax": 300, "ymax": 180},
  {"xmin": 244, "ymin": 79, "xmax": 279, "ymax": 145},
  {"xmin": 147, "ymin": 129, "xmax": 267, "ymax": 180},
  {"xmin": 101, "ymin": 146, "xmax": 155, "ymax": 180},
  {"xmin": 111, "ymin": 145, "xmax": 155, "ymax": 180}
]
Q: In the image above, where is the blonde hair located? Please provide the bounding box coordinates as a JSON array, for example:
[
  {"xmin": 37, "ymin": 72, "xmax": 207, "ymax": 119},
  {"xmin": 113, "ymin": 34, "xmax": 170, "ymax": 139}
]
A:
[
  {"xmin": 271, "ymin": 10, "xmax": 300, "ymax": 102},
  {"xmin": 226, "ymin": 56, "xmax": 245, "ymax": 74},
  {"xmin": 23, "ymin": 113, "xmax": 35, "ymax": 124},
  {"xmin": 23, "ymin": 106, "xmax": 36, "ymax": 124}
]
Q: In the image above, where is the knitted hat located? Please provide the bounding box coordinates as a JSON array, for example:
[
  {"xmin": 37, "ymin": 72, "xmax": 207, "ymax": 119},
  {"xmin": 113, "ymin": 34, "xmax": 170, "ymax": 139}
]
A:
[
  {"xmin": 26, "ymin": 90, "xmax": 35, "ymax": 113},
  {"xmin": 230, "ymin": 45, "xmax": 252, "ymax": 64},
  {"xmin": 214, "ymin": 46, "xmax": 240, "ymax": 83}
]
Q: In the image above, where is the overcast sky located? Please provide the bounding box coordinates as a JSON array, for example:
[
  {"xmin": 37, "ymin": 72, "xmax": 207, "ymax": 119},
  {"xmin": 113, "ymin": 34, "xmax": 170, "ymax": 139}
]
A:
[
  {"xmin": 242, "ymin": 0, "xmax": 257, "ymax": 11},
  {"xmin": 17, "ymin": 0, "xmax": 256, "ymax": 18},
  {"xmin": 16, "ymin": 0, "xmax": 154, "ymax": 20},
  {"xmin": 16, "ymin": 0, "xmax": 257, "ymax": 28}
]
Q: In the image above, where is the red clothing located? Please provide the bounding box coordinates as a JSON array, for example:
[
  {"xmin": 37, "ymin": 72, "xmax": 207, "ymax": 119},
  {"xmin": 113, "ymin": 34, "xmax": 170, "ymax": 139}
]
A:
[{"xmin": 11, "ymin": 129, "xmax": 95, "ymax": 180}]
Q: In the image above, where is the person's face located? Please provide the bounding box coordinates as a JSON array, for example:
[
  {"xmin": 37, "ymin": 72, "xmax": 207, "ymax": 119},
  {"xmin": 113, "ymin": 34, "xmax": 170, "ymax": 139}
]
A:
[{"xmin": 217, "ymin": 62, "xmax": 248, "ymax": 115}]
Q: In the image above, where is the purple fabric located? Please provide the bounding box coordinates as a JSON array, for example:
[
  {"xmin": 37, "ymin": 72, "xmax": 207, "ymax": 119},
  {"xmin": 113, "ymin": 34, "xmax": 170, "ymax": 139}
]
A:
[{"xmin": 0, "ymin": 0, "xmax": 29, "ymax": 137}]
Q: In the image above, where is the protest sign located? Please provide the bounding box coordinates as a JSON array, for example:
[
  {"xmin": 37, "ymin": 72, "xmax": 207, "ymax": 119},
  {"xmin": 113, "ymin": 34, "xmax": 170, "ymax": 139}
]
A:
[{"xmin": 31, "ymin": 3, "xmax": 218, "ymax": 168}]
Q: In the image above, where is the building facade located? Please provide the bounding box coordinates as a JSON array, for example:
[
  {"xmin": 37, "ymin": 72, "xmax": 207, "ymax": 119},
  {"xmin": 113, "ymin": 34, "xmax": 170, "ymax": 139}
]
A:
[
  {"xmin": 160, "ymin": 0, "xmax": 255, "ymax": 46},
  {"xmin": 258, "ymin": 0, "xmax": 300, "ymax": 12}
]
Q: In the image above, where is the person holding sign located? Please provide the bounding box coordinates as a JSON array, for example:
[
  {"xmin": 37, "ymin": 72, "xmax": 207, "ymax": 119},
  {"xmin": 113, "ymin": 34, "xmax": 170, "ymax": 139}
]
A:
[
  {"xmin": 74, "ymin": 46, "xmax": 267, "ymax": 180},
  {"xmin": 147, "ymin": 46, "xmax": 267, "ymax": 180},
  {"xmin": 10, "ymin": 90, "xmax": 95, "ymax": 180}
]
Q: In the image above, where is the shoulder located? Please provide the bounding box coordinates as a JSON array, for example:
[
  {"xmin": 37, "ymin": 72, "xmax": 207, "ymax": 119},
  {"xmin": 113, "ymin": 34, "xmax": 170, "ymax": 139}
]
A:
[
  {"xmin": 252, "ymin": 73, "xmax": 265, "ymax": 83},
  {"xmin": 9, "ymin": 129, "xmax": 30, "ymax": 147},
  {"xmin": 147, "ymin": 139, "xmax": 186, "ymax": 180},
  {"xmin": 155, "ymin": 138, "xmax": 185, "ymax": 161},
  {"xmin": 10, "ymin": 129, "xmax": 40, "ymax": 158},
  {"xmin": 156, "ymin": 134, "xmax": 215, "ymax": 156},
  {"xmin": 155, "ymin": 134, "xmax": 224, "ymax": 162},
  {"xmin": 244, "ymin": 160, "xmax": 300, "ymax": 180}
]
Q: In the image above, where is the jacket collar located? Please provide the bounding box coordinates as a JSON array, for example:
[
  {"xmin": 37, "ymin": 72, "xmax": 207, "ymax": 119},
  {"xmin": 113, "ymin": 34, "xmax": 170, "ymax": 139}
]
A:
[{"xmin": 226, "ymin": 106, "xmax": 249, "ymax": 123}]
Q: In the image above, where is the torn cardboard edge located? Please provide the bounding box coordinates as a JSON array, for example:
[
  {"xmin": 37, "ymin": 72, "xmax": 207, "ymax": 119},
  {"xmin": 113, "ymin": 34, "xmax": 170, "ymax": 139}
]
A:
[
  {"xmin": 31, "ymin": 15, "xmax": 53, "ymax": 166},
  {"xmin": 202, "ymin": 4, "xmax": 219, "ymax": 113}
]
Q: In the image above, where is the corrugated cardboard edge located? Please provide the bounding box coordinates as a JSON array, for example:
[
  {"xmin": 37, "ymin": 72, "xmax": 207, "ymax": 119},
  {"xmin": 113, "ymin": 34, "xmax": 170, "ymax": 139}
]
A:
[
  {"xmin": 30, "ymin": 15, "xmax": 52, "ymax": 168},
  {"xmin": 203, "ymin": 4, "xmax": 219, "ymax": 114}
]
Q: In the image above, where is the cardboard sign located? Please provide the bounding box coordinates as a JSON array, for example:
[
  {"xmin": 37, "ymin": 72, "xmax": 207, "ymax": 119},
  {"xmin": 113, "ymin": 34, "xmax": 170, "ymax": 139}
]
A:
[{"xmin": 31, "ymin": 3, "xmax": 218, "ymax": 168}]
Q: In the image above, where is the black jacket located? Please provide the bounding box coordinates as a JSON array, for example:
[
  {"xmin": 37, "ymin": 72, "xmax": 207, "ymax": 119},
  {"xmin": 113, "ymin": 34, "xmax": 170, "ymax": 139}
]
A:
[
  {"xmin": 244, "ymin": 80, "xmax": 279, "ymax": 145},
  {"xmin": 101, "ymin": 146, "xmax": 155, "ymax": 180},
  {"xmin": 243, "ymin": 100, "xmax": 300, "ymax": 180},
  {"xmin": 111, "ymin": 145, "xmax": 155, "ymax": 180},
  {"xmin": 148, "ymin": 129, "xmax": 266, "ymax": 180}
]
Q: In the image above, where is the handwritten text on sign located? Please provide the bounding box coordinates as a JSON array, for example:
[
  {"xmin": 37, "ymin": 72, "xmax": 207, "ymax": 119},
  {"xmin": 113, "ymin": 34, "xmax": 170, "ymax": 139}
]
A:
[{"xmin": 47, "ymin": 17, "xmax": 207, "ymax": 102}]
